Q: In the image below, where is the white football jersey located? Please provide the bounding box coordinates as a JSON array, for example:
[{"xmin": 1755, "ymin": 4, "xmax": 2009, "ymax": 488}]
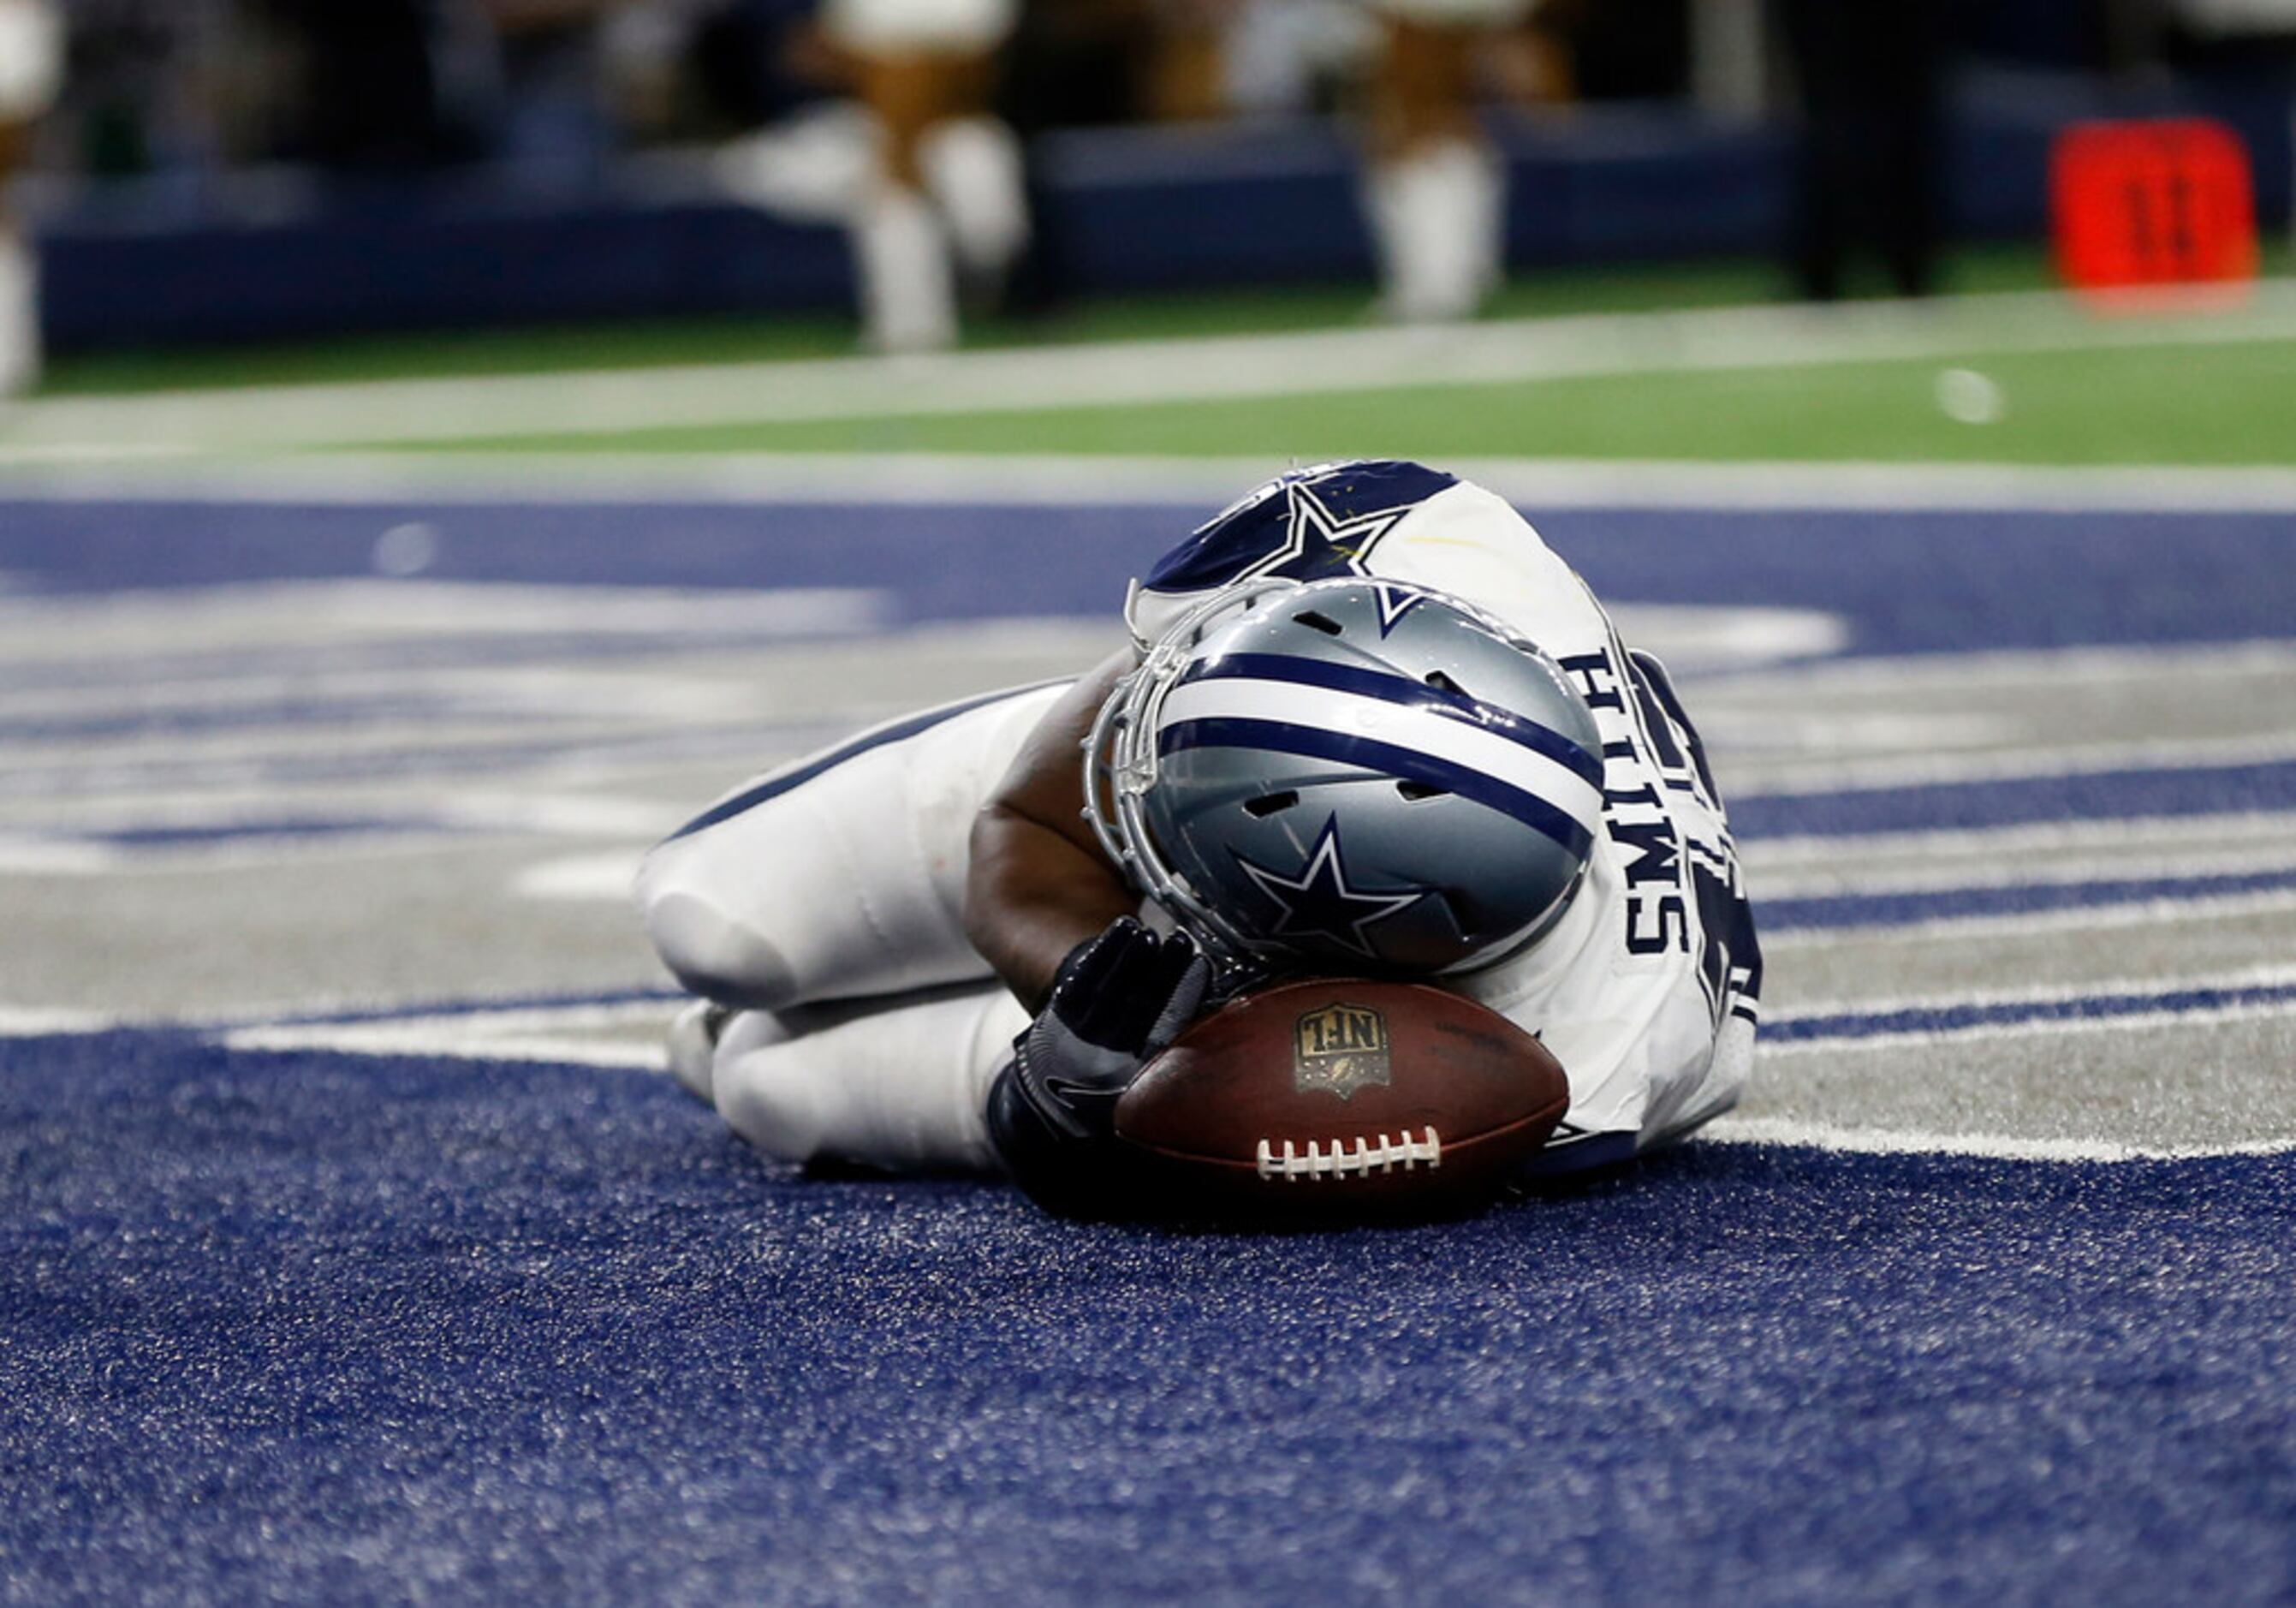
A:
[{"xmin": 1127, "ymin": 461, "xmax": 1761, "ymax": 1170}]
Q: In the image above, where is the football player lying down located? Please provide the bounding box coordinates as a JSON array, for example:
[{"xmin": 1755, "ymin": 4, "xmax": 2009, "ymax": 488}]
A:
[{"xmin": 635, "ymin": 461, "xmax": 1760, "ymax": 1216}]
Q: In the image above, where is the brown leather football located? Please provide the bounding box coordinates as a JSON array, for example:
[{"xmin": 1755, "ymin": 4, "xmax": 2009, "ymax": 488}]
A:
[{"xmin": 1113, "ymin": 977, "xmax": 1571, "ymax": 1218}]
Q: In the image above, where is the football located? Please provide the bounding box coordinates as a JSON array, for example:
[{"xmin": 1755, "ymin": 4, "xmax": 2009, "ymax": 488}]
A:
[{"xmin": 1113, "ymin": 978, "xmax": 1570, "ymax": 1219}]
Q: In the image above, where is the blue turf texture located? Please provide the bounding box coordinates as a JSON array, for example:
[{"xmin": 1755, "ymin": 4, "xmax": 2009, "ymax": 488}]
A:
[
  {"xmin": 8, "ymin": 492, "xmax": 2296, "ymax": 1602},
  {"xmin": 6, "ymin": 1034, "xmax": 2293, "ymax": 1605},
  {"xmin": 6, "ymin": 499, "xmax": 2296, "ymax": 656}
]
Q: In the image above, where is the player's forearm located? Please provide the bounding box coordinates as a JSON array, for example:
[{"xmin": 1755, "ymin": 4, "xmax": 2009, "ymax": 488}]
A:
[{"xmin": 964, "ymin": 804, "xmax": 1138, "ymax": 1014}]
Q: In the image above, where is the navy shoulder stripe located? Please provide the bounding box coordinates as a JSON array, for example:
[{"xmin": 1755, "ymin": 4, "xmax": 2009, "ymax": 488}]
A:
[{"xmin": 657, "ymin": 680, "xmax": 1065, "ymax": 846}]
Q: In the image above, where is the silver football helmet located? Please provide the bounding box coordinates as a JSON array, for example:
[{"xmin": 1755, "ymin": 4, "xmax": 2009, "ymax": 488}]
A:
[{"xmin": 1086, "ymin": 575, "xmax": 1605, "ymax": 981}]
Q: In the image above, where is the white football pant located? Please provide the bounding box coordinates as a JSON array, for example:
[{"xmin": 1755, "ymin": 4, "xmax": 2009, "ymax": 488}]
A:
[
  {"xmin": 854, "ymin": 182, "xmax": 960, "ymax": 354},
  {"xmin": 920, "ymin": 116, "xmax": 1029, "ymax": 284},
  {"xmin": 636, "ymin": 682, "xmax": 1068, "ymax": 1170},
  {"xmin": 1365, "ymin": 139, "xmax": 1508, "ymax": 323}
]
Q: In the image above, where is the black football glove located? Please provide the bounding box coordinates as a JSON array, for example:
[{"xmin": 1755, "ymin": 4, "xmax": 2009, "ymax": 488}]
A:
[{"xmin": 987, "ymin": 917, "xmax": 1210, "ymax": 1217}]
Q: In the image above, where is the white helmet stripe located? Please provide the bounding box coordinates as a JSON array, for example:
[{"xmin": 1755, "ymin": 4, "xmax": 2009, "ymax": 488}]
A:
[{"xmin": 1157, "ymin": 676, "xmax": 1607, "ymax": 835}]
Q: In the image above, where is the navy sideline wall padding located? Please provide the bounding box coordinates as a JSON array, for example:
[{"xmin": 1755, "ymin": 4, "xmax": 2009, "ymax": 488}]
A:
[{"xmin": 33, "ymin": 72, "xmax": 2295, "ymax": 352}]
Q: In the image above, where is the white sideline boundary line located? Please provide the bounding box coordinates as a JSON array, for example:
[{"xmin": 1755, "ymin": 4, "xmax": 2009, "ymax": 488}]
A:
[
  {"xmin": 1698, "ymin": 1117, "xmax": 2296, "ymax": 1164},
  {"xmin": 226, "ymin": 1026, "xmax": 667, "ymax": 1069},
  {"xmin": 12, "ymin": 452, "xmax": 2296, "ymax": 514},
  {"xmin": 0, "ymin": 1006, "xmax": 115, "ymax": 1036},
  {"xmin": 6, "ymin": 280, "xmax": 2296, "ymax": 459},
  {"xmin": 9, "ymin": 1000, "xmax": 2290, "ymax": 1162}
]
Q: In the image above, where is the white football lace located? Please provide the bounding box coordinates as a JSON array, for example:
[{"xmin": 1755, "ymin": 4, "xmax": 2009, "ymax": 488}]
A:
[{"xmin": 1254, "ymin": 1128, "xmax": 1442, "ymax": 1182}]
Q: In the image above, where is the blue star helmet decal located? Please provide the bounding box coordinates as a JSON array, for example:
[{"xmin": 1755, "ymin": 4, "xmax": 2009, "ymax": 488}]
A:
[
  {"xmin": 1143, "ymin": 461, "xmax": 1458, "ymax": 597},
  {"xmin": 1368, "ymin": 581, "xmax": 1430, "ymax": 636},
  {"xmin": 1231, "ymin": 817, "xmax": 1431, "ymax": 961}
]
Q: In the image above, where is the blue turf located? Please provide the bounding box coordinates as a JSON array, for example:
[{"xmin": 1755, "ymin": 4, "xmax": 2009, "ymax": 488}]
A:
[
  {"xmin": 6, "ymin": 499, "xmax": 2296, "ymax": 657},
  {"xmin": 1769, "ymin": 978, "xmax": 2296, "ymax": 1041},
  {"xmin": 4, "ymin": 1035, "xmax": 2292, "ymax": 1605},
  {"xmin": 9, "ymin": 489, "xmax": 2296, "ymax": 1601}
]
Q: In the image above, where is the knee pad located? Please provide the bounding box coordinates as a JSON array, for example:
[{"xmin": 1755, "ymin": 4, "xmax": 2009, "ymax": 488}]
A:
[{"xmin": 641, "ymin": 889, "xmax": 797, "ymax": 1010}]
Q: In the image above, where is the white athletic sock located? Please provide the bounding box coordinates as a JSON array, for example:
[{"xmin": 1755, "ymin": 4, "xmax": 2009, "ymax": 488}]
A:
[
  {"xmin": 666, "ymin": 999, "xmax": 747, "ymax": 1105},
  {"xmin": 1365, "ymin": 139, "xmax": 1506, "ymax": 323},
  {"xmin": 711, "ymin": 988, "xmax": 1021, "ymax": 1174},
  {"xmin": 0, "ymin": 226, "xmax": 39, "ymax": 397},
  {"xmin": 919, "ymin": 116, "xmax": 1030, "ymax": 280},
  {"xmin": 853, "ymin": 183, "xmax": 958, "ymax": 353}
]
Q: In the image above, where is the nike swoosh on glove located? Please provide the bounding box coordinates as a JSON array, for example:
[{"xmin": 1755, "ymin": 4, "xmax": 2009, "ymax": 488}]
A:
[{"xmin": 987, "ymin": 917, "xmax": 1211, "ymax": 1216}]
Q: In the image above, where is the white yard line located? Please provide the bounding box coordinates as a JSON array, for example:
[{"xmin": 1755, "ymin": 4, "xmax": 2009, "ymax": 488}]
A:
[
  {"xmin": 224, "ymin": 1021, "xmax": 666, "ymax": 1069},
  {"xmin": 6, "ymin": 282, "xmax": 2296, "ymax": 457},
  {"xmin": 0, "ymin": 1005, "xmax": 118, "ymax": 1036},
  {"xmin": 1699, "ymin": 1116, "xmax": 2296, "ymax": 1163},
  {"xmin": 12, "ymin": 993, "xmax": 2293, "ymax": 1160},
  {"xmin": 12, "ymin": 451, "xmax": 2296, "ymax": 512}
]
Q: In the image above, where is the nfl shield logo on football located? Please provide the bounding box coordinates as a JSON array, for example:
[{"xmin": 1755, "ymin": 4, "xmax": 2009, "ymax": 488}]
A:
[{"xmin": 1291, "ymin": 1004, "xmax": 1392, "ymax": 1099}]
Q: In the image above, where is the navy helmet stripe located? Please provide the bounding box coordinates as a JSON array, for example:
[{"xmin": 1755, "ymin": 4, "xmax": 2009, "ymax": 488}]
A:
[
  {"xmin": 659, "ymin": 679, "xmax": 1066, "ymax": 846},
  {"xmin": 1179, "ymin": 652, "xmax": 1604, "ymax": 788},
  {"xmin": 1157, "ymin": 717, "xmax": 1596, "ymax": 859}
]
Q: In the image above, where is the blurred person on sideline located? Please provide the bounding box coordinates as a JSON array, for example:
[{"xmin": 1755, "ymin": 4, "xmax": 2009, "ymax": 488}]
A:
[
  {"xmin": 0, "ymin": 0, "xmax": 61, "ymax": 396},
  {"xmin": 1361, "ymin": 0, "xmax": 1551, "ymax": 321},
  {"xmin": 1775, "ymin": 0, "xmax": 1948, "ymax": 300},
  {"xmin": 830, "ymin": 0, "xmax": 1028, "ymax": 352},
  {"xmin": 720, "ymin": 0, "xmax": 1027, "ymax": 349}
]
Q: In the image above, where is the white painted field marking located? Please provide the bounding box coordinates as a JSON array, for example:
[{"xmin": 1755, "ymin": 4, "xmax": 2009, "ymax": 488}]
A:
[
  {"xmin": 0, "ymin": 834, "xmax": 121, "ymax": 873},
  {"xmin": 515, "ymin": 853, "xmax": 645, "ymax": 902},
  {"xmin": 0, "ymin": 1005, "xmax": 116, "ymax": 1036},
  {"xmin": 15, "ymin": 452, "xmax": 2296, "ymax": 512},
  {"xmin": 8, "ymin": 282, "xmax": 2296, "ymax": 457},
  {"xmin": 1699, "ymin": 1117, "xmax": 2296, "ymax": 1163},
  {"xmin": 1603, "ymin": 604, "xmax": 1849, "ymax": 670},
  {"xmin": 223, "ymin": 998, "xmax": 676, "ymax": 1069},
  {"xmin": 0, "ymin": 580, "xmax": 892, "ymax": 649}
]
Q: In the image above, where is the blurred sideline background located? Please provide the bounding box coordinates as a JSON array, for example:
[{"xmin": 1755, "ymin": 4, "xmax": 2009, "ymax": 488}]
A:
[
  {"xmin": 7, "ymin": 5, "xmax": 2296, "ymax": 1602},
  {"xmin": 0, "ymin": 0, "xmax": 2291, "ymax": 397}
]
